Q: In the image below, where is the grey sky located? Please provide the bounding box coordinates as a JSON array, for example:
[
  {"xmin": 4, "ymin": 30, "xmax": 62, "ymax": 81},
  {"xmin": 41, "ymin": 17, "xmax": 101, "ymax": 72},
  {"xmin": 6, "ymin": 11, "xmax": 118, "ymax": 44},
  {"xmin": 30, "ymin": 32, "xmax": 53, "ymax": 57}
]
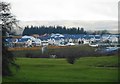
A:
[{"xmin": 2, "ymin": 0, "xmax": 119, "ymax": 21}]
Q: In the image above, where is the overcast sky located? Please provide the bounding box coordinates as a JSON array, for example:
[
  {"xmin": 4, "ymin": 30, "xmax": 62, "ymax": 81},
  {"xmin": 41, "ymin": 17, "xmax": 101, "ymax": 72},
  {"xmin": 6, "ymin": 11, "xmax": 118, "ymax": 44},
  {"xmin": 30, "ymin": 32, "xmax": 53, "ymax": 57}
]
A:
[{"xmin": 2, "ymin": 0, "xmax": 119, "ymax": 21}]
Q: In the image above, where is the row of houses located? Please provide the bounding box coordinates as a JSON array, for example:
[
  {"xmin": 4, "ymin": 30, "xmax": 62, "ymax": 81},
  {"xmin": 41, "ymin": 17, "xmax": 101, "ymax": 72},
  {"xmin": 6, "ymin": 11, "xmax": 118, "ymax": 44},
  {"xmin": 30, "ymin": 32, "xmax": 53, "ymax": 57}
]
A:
[{"xmin": 5, "ymin": 34, "xmax": 120, "ymax": 48}]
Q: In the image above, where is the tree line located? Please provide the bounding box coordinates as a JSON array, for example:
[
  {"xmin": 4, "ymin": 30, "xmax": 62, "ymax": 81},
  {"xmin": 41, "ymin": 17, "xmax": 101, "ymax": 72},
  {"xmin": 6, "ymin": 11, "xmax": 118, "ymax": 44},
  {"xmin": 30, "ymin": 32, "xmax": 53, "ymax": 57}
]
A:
[
  {"xmin": 22, "ymin": 25, "xmax": 87, "ymax": 35},
  {"xmin": 22, "ymin": 25, "xmax": 111, "ymax": 36}
]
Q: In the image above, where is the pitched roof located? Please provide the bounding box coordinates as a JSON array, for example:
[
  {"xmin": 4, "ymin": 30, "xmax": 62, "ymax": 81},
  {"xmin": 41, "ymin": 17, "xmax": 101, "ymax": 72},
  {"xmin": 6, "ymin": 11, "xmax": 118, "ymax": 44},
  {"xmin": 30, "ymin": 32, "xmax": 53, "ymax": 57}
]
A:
[{"xmin": 18, "ymin": 38, "xmax": 30, "ymax": 42}]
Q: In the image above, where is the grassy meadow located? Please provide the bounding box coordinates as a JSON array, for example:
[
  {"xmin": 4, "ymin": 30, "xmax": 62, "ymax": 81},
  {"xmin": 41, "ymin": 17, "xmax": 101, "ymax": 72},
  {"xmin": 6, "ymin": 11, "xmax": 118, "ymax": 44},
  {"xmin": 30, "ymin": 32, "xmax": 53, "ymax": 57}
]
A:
[{"xmin": 3, "ymin": 56, "xmax": 118, "ymax": 82}]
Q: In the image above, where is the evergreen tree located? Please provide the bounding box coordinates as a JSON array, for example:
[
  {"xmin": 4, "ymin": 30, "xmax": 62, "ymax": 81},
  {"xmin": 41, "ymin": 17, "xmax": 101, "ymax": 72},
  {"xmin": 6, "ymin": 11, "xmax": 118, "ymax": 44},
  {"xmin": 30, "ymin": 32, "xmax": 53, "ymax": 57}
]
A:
[{"xmin": 0, "ymin": 2, "xmax": 19, "ymax": 76}]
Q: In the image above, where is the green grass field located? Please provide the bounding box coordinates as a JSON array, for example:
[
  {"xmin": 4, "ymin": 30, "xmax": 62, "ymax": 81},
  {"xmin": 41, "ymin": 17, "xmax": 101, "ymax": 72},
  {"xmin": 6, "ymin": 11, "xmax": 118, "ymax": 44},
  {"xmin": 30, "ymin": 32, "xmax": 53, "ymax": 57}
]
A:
[{"xmin": 3, "ymin": 56, "xmax": 118, "ymax": 82}]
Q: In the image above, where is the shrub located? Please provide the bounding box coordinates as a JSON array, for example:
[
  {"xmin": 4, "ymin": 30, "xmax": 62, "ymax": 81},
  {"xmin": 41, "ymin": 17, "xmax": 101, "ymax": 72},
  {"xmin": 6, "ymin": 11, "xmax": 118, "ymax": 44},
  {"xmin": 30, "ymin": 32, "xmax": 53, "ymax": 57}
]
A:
[
  {"xmin": 25, "ymin": 53, "xmax": 33, "ymax": 58},
  {"xmin": 66, "ymin": 56, "xmax": 76, "ymax": 64}
]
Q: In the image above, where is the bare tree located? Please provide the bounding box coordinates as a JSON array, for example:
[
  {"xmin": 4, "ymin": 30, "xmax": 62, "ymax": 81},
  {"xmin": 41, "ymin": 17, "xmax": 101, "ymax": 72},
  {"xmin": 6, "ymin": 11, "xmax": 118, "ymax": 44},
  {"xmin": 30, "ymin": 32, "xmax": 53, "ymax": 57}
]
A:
[{"xmin": 0, "ymin": 2, "xmax": 19, "ymax": 76}]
